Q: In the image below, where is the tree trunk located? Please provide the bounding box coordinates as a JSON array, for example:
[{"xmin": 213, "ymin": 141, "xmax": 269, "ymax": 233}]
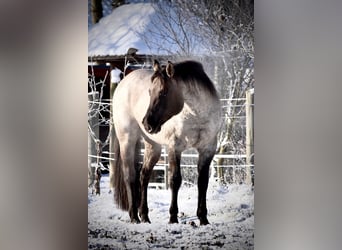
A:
[
  {"xmin": 216, "ymin": 146, "xmax": 225, "ymax": 183},
  {"xmin": 94, "ymin": 167, "xmax": 102, "ymax": 195},
  {"xmin": 91, "ymin": 0, "xmax": 103, "ymax": 24}
]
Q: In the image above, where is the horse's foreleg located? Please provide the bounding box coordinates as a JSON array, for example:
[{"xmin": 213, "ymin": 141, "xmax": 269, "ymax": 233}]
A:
[
  {"xmin": 139, "ymin": 142, "xmax": 161, "ymax": 223},
  {"xmin": 168, "ymin": 149, "xmax": 182, "ymax": 223},
  {"xmin": 197, "ymin": 141, "xmax": 216, "ymax": 225}
]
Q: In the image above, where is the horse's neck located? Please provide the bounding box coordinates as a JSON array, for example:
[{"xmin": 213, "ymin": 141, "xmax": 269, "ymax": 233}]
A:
[
  {"xmin": 167, "ymin": 83, "xmax": 184, "ymax": 117},
  {"xmin": 181, "ymin": 85, "xmax": 215, "ymax": 115}
]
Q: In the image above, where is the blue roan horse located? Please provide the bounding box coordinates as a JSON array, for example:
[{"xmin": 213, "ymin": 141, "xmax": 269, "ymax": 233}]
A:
[{"xmin": 111, "ymin": 60, "xmax": 221, "ymax": 225}]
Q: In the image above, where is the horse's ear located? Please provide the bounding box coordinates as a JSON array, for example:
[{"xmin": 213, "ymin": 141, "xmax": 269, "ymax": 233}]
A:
[
  {"xmin": 153, "ymin": 60, "xmax": 161, "ymax": 72},
  {"xmin": 166, "ymin": 61, "xmax": 174, "ymax": 78}
]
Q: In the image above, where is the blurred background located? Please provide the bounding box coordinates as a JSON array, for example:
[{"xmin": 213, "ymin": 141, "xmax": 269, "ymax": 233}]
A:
[{"xmin": 0, "ymin": 0, "xmax": 341, "ymax": 249}]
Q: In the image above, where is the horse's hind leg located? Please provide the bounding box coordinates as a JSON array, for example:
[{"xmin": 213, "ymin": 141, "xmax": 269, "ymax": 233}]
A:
[
  {"xmin": 139, "ymin": 140, "xmax": 161, "ymax": 223},
  {"xmin": 197, "ymin": 139, "xmax": 217, "ymax": 225},
  {"xmin": 120, "ymin": 138, "xmax": 141, "ymax": 223}
]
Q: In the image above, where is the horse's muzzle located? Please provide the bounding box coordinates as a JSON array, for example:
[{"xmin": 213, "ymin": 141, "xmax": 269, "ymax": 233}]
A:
[
  {"xmin": 142, "ymin": 116, "xmax": 161, "ymax": 134},
  {"xmin": 144, "ymin": 123, "xmax": 154, "ymax": 133}
]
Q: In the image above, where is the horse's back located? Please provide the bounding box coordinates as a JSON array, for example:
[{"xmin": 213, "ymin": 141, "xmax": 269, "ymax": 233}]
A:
[
  {"xmin": 113, "ymin": 69, "xmax": 152, "ymax": 136},
  {"xmin": 114, "ymin": 69, "xmax": 152, "ymax": 98}
]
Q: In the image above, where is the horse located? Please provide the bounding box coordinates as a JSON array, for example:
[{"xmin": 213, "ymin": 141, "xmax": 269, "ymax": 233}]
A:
[{"xmin": 110, "ymin": 59, "xmax": 221, "ymax": 225}]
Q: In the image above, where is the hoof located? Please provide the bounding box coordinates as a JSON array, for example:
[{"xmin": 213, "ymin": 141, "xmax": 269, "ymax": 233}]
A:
[
  {"xmin": 140, "ymin": 215, "xmax": 151, "ymax": 224},
  {"xmin": 199, "ymin": 217, "xmax": 210, "ymax": 225},
  {"xmin": 141, "ymin": 219, "xmax": 151, "ymax": 224},
  {"xmin": 130, "ymin": 217, "xmax": 141, "ymax": 224},
  {"xmin": 169, "ymin": 215, "xmax": 178, "ymax": 224}
]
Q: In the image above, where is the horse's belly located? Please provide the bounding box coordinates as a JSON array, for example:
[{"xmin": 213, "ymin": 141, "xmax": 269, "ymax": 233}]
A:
[
  {"xmin": 180, "ymin": 108, "xmax": 221, "ymax": 148},
  {"xmin": 183, "ymin": 123, "xmax": 218, "ymax": 148},
  {"xmin": 143, "ymin": 117, "xmax": 219, "ymax": 150}
]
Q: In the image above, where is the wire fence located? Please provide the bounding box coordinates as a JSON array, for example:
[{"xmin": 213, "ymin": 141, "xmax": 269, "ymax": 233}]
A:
[{"xmin": 88, "ymin": 97, "xmax": 254, "ymax": 187}]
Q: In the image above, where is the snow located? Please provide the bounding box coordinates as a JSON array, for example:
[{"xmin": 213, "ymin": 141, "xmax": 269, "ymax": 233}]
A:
[
  {"xmin": 110, "ymin": 68, "xmax": 122, "ymax": 83},
  {"xmin": 88, "ymin": 175, "xmax": 254, "ymax": 249},
  {"xmin": 88, "ymin": 3, "xmax": 208, "ymax": 57},
  {"xmin": 88, "ymin": 3, "xmax": 160, "ymax": 56}
]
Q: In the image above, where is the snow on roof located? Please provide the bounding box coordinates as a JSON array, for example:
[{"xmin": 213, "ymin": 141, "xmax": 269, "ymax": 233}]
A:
[
  {"xmin": 89, "ymin": 3, "xmax": 162, "ymax": 56},
  {"xmin": 88, "ymin": 3, "xmax": 207, "ymax": 57}
]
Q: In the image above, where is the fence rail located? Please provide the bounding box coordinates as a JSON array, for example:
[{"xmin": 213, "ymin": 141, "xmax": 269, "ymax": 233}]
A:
[
  {"xmin": 88, "ymin": 95, "xmax": 254, "ymax": 188},
  {"xmin": 88, "ymin": 153, "xmax": 252, "ymax": 166}
]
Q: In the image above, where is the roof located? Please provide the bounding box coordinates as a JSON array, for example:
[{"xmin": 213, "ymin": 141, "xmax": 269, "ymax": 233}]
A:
[
  {"xmin": 88, "ymin": 0, "xmax": 147, "ymax": 29},
  {"xmin": 89, "ymin": 3, "xmax": 161, "ymax": 57},
  {"xmin": 88, "ymin": 2, "xmax": 207, "ymax": 58}
]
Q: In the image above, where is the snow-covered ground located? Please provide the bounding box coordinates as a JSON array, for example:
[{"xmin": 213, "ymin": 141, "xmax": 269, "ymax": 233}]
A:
[{"xmin": 88, "ymin": 175, "xmax": 254, "ymax": 249}]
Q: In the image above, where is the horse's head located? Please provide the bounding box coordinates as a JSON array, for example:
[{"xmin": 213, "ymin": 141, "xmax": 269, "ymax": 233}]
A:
[{"xmin": 142, "ymin": 60, "xmax": 183, "ymax": 134}]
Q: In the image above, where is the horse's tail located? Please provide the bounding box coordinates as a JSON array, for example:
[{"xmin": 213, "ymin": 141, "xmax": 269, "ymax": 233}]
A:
[
  {"xmin": 112, "ymin": 134, "xmax": 142, "ymax": 211},
  {"xmin": 112, "ymin": 134, "xmax": 128, "ymax": 210}
]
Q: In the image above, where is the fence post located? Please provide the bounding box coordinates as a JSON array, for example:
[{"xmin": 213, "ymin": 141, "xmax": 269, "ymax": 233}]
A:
[
  {"xmin": 163, "ymin": 146, "xmax": 169, "ymax": 189},
  {"xmin": 109, "ymin": 82, "xmax": 119, "ymax": 191},
  {"xmin": 246, "ymin": 88, "xmax": 254, "ymax": 185},
  {"xmin": 214, "ymin": 61, "xmax": 224, "ymax": 183},
  {"xmin": 109, "ymin": 66, "xmax": 122, "ymax": 190},
  {"xmin": 88, "ymin": 92, "xmax": 99, "ymax": 188}
]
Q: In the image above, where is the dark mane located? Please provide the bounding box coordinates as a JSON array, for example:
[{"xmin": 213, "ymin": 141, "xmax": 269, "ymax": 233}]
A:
[
  {"xmin": 172, "ymin": 61, "xmax": 218, "ymax": 97},
  {"xmin": 151, "ymin": 68, "xmax": 166, "ymax": 83}
]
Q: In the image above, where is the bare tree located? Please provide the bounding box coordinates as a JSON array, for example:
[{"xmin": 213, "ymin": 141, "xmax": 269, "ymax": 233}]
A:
[
  {"xmin": 111, "ymin": 0, "xmax": 125, "ymax": 9},
  {"xmin": 88, "ymin": 67, "xmax": 112, "ymax": 194},
  {"xmin": 141, "ymin": 0, "xmax": 254, "ymax": 184},
  {"xmin": 138, "ymin": 1, "xmax": 204, "ymax": 57},
  {"xmin": 189, "ymin": 0, "xmax": 254, "ymax": 183}
]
